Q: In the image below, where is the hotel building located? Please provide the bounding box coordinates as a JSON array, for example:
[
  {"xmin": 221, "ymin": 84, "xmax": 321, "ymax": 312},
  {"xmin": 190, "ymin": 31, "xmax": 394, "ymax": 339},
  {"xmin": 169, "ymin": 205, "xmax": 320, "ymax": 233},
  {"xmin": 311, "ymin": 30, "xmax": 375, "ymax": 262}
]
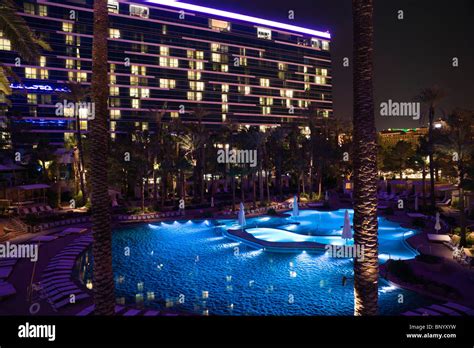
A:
[{"xmin": 0, "ymin": 0, "xmax": 333, "ymax": 144}]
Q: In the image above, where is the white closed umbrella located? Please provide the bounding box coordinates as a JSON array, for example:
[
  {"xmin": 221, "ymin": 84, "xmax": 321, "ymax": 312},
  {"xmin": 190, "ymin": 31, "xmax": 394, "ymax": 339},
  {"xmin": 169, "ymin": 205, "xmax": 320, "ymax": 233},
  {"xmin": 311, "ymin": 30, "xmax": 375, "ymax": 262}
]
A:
[
  {"xmin": 434, "ymin": 212, "xmax": 441, "ymax": 233},
  {"xmin": 292, "ymin": 195, "xmax": 299, "ymax": 217},
  {"xmin": 341, "ymin": 210, "xmax": 353, "ymax": 241},
  {"xmin": 414, "ymin": 195, "xmax": 419, "ymax": 211},
  {"xmin": 238, "ymin": 202, "xmax": 246, "ymax": 227},
  {"xmin": 325, "ymin": 191, "xmax": 329, "ymax": 201}
]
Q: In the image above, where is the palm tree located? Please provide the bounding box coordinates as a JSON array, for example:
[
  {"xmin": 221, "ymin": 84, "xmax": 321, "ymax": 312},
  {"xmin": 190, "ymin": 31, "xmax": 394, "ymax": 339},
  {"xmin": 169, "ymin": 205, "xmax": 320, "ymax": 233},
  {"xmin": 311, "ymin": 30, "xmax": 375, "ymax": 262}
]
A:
[
  {"xmin": 352, "ymin": 0, "xmax": 378, "ymax": 316},
  {"xmin": 415, "ymin": 87, "xmax": 445, "ymax": 212},
  {"xmin": 58, "ymin": 82, "xmax": 89, "ymax": 206},
  {"xmin": 0, "ymin": 0, "xmax": 51, "ymax": 95},
  {"xmin": 438, "ymin": 110, "xmax": 473, "ymax": 247},
  {"xmin": 90, "ymin": 0, "xmax": 114, "ymax": 315}
]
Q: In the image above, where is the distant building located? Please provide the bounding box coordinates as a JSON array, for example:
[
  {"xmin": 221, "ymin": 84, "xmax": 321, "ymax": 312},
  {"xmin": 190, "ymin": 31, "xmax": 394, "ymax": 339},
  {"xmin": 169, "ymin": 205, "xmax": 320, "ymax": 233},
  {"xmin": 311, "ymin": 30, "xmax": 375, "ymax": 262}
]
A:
[{"xmin": 378, "ymin": 128, "xmax": 428, "ymax": 148}]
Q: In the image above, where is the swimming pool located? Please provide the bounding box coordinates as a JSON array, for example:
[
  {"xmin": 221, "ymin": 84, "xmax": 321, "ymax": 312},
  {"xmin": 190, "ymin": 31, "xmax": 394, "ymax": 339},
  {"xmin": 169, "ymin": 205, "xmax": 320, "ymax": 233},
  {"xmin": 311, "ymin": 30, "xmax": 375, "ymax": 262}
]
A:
[{"xmin": 78, "ymin": 209, "xmax": 435, "ymax": 315}]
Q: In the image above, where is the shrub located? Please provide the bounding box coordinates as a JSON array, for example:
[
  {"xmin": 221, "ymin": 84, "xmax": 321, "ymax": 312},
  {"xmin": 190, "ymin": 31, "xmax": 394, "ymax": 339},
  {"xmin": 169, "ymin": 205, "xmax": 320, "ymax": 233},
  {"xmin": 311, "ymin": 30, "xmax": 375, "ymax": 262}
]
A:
[
  {"xmin": 387, "ymin": 260, "xmax": 419, "ymax": 283},
  {"xmin": 267, "ymin": 208, "xmax": 277, "ymax": 216},
  {"xmin": 202, "ymin": 211, "xmax": 213, "ymax": 218},
  {"xmin": 412, "ymin": 217, "xmax": 425, "ymax": 228},
  {"xmin": 384, "ymin": 207, "xmax": 394, "ymax": 215}
]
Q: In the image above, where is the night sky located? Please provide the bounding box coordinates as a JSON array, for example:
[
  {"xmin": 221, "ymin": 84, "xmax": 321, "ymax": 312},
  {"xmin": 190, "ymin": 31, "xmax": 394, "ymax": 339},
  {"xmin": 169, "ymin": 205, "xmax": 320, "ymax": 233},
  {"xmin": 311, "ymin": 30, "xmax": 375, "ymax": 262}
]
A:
[{"xmin": 180, "ymin": 0, "xmax": 474, "ymax": 130}]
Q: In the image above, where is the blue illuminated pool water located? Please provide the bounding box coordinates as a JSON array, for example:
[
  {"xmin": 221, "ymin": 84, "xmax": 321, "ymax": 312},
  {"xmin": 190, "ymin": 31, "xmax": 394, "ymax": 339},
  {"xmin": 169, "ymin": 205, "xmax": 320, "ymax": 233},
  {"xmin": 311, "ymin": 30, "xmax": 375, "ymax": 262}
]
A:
[{"xmin": 89, "ymin": 209, "xmax": 435, "ymax": 315}]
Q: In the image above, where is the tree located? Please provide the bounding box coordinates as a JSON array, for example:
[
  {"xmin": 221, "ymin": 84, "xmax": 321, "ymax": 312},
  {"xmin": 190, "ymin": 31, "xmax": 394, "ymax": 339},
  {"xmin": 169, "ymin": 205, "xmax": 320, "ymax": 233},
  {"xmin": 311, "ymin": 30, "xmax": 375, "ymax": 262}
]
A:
[
  {"xmin": 57, "ymin": 82, "xmax": 89, "ymax": 206},
  {"xmin": 437, "ymin": 110, "xmax": 474, "ymax": 247},
  {"xmin": 90, "ymin": 0, "xmax": 114, "ymax": 315},
  {"xmin": 415, "ymin": 87, "xmax": 445, "ymax": 212},
  {"xmin": 0, "ymin": 0, "xmax": 50, "ymax": 95},
  {"xmin": 381, "ymin": 141, "xmax": 414, "ymax": 179},
  {"xmin": 352, "ymin": 0, "xmax": 378, "ymax": 316}
]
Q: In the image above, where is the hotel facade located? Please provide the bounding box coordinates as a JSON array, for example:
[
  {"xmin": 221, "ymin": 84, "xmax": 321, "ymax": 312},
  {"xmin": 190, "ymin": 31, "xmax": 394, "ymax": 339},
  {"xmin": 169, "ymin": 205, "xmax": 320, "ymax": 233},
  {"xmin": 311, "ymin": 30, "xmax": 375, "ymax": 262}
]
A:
[{"xmin": 0, "ymin": 0, "xmax": 332, "ymax": 145}]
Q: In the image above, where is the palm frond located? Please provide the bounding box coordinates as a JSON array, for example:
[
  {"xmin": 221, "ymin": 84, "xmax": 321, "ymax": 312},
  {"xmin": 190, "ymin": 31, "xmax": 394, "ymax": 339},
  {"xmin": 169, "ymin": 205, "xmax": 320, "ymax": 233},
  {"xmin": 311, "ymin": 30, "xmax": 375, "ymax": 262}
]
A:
[{"xmin": 0, "ymin": 0, "xmax": 51, "ymax": 63}]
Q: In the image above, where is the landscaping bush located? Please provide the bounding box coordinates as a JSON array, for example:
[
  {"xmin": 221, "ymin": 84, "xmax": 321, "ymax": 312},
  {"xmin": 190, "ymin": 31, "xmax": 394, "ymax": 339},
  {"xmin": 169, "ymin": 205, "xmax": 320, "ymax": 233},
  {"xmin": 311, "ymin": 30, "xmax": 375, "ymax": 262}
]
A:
[
  {"xmin": 386, "ymin": 260, "xmax": 419, "ymax": 283},
  {"xmin": 415, "ymin": 254, "xmax": 442, "ymax": 264},
  {"xmin": 202, "ymin": 211, "xmax": 213, "ymax": 218},
  {"xmin": 412, "ymin": 217, "xmax": 425, "ymax": 228},
  {"xmin": 383, "ymin": 207, "xmax": 394, "ymax": 215},
  {"xmin": 267, "ymin": 208, "xmax": 277, "ymax": 216}
]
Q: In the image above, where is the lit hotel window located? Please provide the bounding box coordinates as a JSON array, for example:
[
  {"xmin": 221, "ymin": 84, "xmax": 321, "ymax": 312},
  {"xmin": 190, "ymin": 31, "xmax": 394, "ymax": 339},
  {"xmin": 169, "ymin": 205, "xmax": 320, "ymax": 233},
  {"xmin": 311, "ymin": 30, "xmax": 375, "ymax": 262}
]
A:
[
  {"xmin": 65, "ymin": 59, "xmax": 73, "ymax": 69},
  {"xmin": 280, "ymin": 89, "xmax": 293, "ymax": 98},
  {"xmin": 209, "ymin": 19, "xmax": 231, "ymax": 32},
  {"xmin": 257, "ymin": 27, "xmax": 272, "ymax": 40},
  {"xmin": 38, "ymin": 5, "xmax": 47, "ymax": 17},
  {"xmin": 170, "ymin": 112, "xmax": 179, "ymax": 118},
  {"xmin": 322, "ymin": 41, "xmax": 330, "ymax": 51},
  {"xmin": 65, "ymin": 35, "xmax": 74, "ymax": 45},
  {"xmin": 0, "ymin": 31, "xmax": 11, "ymax": 51},
  {"xmin": 24, "ymin": 3, "xmax": 34, "ymax": 14},
  {"xmin": 221, "ymin": 64, "xmax": 228, "ymax": 72},
  {"xmin": 316, "ymin": 68, "xmax": 328, "ymax": 76},
  {"xmin": 107, "ymin": 0, "xmax": 119, "ymax": 14},
  {"xmin": 130, "ymin": 88, "xmax": 139, "ymax": 97},
  {"xmin": 39, "ymin": 56, "xmax": 46, "ymax": 67},
  {"xmin": 262, "ymin": 106, "xmax": 271, "ymax": 115},
  {"xmin": 162, "ymin": 25, "xmax": 167, "ymax": 35},
  {"xmin": 131, "ymin": 65, "xmax": 146, "ymax": 75},
  {"xmin": 260, "ymin": 78, "xmax": 270, "ymax": 87},
  {"xmin": 222, "ymin": 94, "xmax": 228, "ymax": 102},
  {"xmin": 110, "ymin": 74, "xmax": 116, "ymax": 84},
  {"xmin": 189, "ymin": 81, "xmax": 204, "ymax": 91},
  {"xmin": 315, "ymin": 76, "xmax": 326, "ymax": 85},
  {"xmin": 109, "ymin": 29, "xmax": 120, "ymax": 39},
  {"xmin": 27, "ymin": 94, "xmax": 37, "ymax": 104},
  {"xmin": 110, "ymin": 110, "xmax": 121, "ymax": 119},
  {"xmin": 187, "ymin": 92, "xmax": 202, "ymax": 101},
  {"xmin": 188, "ymin": 71, "xmax": 201, "ymax": 80},
  {"xmin": 278, "ymin": 63, "xmax": 287, "ymax": 71},
  {"xmin": 110, "ymin": 86, "xmax": 119, "ymax": 96},
  {"xmin": 63, "ymin": 22, "xmax": 73, "ymax": 32},
  {"xmin": 211, "ymin": 43, "xmax": 220, "ymax": 52},
  {"xmin": 222, "ymin": 104, "xmax": 228, "ymax": 112},
  {"xmin": 211, "ymin": 53, "xmax": 221, "ymax": 63},
  {"xmin": 132, "ymin": 99, "xmax": 140, "ymax": 109},
  {"xmin": 130, "ymin": 5, "xmax": 149, "ymax": 18},
  {"xmin": 238, "ymin": 85, "xmax": 251, "ymax": 95},
  {"xmin": 311, "ymin": 38, "xmax": 321, "ymax": 49},
  {"xmin": 221, "ymin": 84, "xmax": 229, "ymax": 93},
  {"xmin": 160, "ymin": 78, "xmax": 176, "ymax": 89},
  {"xmin": 25, "ymin": 67, "xmax": 37, "ymax": 79},
  {"xmin": 40, "ymin": 68, "xmax": 48, "ymax": 79}
]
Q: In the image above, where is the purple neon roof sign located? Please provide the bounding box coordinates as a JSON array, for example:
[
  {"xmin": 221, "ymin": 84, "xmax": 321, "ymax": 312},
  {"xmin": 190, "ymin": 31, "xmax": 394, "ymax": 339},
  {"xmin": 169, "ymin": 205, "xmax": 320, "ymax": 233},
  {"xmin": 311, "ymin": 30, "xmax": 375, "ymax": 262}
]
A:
[{"xmin": 144, "ymin": 0, "xmax": 331, "ymax": 39}]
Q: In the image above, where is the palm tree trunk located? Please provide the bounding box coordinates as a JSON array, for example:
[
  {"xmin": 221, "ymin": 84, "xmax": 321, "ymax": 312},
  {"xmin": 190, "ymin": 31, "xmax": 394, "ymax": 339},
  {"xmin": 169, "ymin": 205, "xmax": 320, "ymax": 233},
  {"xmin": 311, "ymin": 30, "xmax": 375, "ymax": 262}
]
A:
[
  {"xmin": 352, "ymin": 0, "xmax": 378, "ymax": 316},
  {"xmin": 75, "ymin": 116, "xmax": 87, "ymax": 206},
  {"xmin": 459, "ymin": 177, "xmax": 467, "ymax": 247},
  {"xmin": 231, "ymin": 174, "xmax": 236, "ymax": 211},
  {"xmin": 428, "ymin": 106, "xmax": 436, "ymax": 212},
  {"xmin": 422, "ymin": 163, "xmax": 427, "ymax": 209},
  {"xmin": 90, "ymin": 0, "xmax": 114, "ymax": 316}
]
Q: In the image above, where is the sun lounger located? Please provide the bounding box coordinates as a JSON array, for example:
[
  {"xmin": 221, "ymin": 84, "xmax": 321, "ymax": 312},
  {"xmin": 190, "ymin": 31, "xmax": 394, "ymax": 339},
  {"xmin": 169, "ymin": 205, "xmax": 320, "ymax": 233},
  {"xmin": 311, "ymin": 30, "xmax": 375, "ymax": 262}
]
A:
[
  {"xmin": 0, "ymin": 267, "xmax": 13, "ymax": 279},
  {"xmin": 53, "ymin": 293, "xmax": 90, "ymax": 310},
  {"xmin": 144, "ymin": 310, "xmax": 160, "ymax": 316},
  {"xmin": 0, "ymin": 282, "xmax": 16, "ymax": 298},
  {"xmin": 123, "ymin": 309, "xmax": 141, "ymax": 316},
  {"xmin": 414, "ymin": 308, "xmax": 442, "ymax": 316},
  {"xmin": 76, "ymin": 304, "xmax": 95, "ymax": 316},
  {"xmin": 428, "ymin": 304, "xmax": 462, "ymax": 316},
  {"xmin": 427, "ymin": 234, "xmax": 451, "ymax": 243},
  {"xmin": 443, "ymin": 302, "xmax": 474, "ymax": 315},
  {"xmin": 46, "ymin": 286, "xmax": 81, "ymax": 299}
]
